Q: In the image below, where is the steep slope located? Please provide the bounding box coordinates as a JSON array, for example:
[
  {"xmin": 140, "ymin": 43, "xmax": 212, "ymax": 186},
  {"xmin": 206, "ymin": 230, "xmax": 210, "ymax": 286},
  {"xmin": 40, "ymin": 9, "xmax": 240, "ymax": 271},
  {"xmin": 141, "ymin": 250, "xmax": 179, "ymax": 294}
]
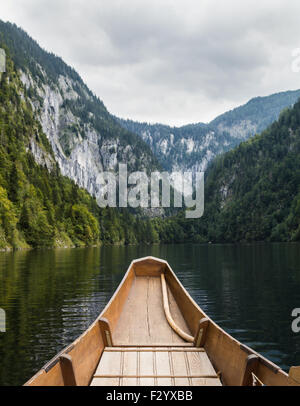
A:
[
  {"xmin": 118, "ymin": 90, "xmax": 300, "ymax": 173},
  {"xmin": 0, "ymin": 21, "xmax": 160, "ymax": 203},
  {"xmin": 0, "ymin": 50, "xmax": 99, "ymax": 248},
  {"xmin": 154, "ymin": 100, "xmax": 300, "ymax": 243},
  {"xmin": 0, "ymin": 49, "xmax": 163, "ymax": 248},
  {"xmin": 203, "ymin": 101, "xmax": 300, "ymax": 242}
]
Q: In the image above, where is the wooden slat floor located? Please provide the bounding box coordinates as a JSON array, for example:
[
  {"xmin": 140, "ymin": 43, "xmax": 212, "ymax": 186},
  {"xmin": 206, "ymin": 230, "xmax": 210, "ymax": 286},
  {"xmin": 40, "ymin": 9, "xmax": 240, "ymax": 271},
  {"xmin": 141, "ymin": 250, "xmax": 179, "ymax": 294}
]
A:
[
  {"xmin": 90, "ymin": 347, "xmax": 221, "ymax": 386},
  {"xmin": 92, "ymin": 275, "xmax": 222, "ymax": 386},
  {"xmin": 113, "ymin": 276, "xmax": 190, "ymax": 345}
]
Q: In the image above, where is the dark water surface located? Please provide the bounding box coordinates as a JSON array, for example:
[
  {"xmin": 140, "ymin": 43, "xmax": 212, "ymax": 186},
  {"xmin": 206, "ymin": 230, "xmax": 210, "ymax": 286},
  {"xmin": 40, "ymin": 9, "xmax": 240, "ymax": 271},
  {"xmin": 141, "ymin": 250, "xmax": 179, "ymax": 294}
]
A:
[{"xmin": 0, "ymin": 243, "xmax": 300, "ymax": 385}]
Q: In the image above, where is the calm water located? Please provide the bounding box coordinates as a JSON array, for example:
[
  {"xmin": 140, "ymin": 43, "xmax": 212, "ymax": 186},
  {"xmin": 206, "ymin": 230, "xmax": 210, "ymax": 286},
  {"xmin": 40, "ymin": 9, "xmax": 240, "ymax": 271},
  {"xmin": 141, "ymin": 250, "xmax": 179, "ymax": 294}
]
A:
[{"xmin": 0, "ymin": 243, "xmax": 300, "ymax": 386}]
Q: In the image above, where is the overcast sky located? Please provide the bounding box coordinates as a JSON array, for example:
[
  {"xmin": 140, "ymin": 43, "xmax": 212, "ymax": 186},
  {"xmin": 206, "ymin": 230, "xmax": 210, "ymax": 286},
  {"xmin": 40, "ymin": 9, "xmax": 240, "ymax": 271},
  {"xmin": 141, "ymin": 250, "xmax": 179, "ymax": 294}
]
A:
[{"xmin": 2, "ymin": 0, "xmax": 300, "ymax": 126}]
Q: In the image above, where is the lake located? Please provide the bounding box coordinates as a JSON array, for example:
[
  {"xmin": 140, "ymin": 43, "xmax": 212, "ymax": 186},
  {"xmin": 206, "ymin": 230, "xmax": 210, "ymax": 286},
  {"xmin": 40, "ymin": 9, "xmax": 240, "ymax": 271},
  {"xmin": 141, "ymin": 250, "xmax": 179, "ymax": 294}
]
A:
[{"xmin": 0, "ymin": 243, "xmax": 300, "ymax": 386}]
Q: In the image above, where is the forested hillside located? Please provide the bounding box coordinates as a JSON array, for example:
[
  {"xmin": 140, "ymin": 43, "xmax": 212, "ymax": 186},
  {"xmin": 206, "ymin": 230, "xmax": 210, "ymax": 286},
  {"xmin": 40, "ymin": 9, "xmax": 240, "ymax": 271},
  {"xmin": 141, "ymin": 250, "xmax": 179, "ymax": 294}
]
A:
[
  {"xmin": 1, "ymin": 20, "xmax": 299, "ymax": 248},
  {"xmin": 0, "ymin": 20, "xmax": 160, "ymax": 206},
  {"xmin": 0, "ymin": 51, "xmax": 159, "ymax": 249},
  {"xmin": 155, "ymin": 101, "xmax": 300, "ymax": 243}
]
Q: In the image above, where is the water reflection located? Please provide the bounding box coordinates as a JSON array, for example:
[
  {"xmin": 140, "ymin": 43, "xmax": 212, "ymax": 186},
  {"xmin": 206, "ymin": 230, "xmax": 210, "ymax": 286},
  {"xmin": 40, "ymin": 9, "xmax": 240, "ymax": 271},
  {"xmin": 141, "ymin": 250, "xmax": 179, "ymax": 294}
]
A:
[{"xmin": 0, "ymin": 243, "xmax": 300, "ymax": 385}]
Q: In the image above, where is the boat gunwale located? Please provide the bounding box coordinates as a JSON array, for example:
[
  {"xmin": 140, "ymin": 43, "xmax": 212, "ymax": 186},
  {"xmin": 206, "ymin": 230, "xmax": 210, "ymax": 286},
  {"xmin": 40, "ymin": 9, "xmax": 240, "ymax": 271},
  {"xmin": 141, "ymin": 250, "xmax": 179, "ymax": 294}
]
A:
[
  {"xmin": 24, "ymin": 255, "xmax": 295, "ymax": 386},
  {"xmin": 156, "ymin": 257, "xmax": 287, "ymax": 379},
  {"xmin": 24, "ymin": 258, "xmax": 136, "ymax": 385}
]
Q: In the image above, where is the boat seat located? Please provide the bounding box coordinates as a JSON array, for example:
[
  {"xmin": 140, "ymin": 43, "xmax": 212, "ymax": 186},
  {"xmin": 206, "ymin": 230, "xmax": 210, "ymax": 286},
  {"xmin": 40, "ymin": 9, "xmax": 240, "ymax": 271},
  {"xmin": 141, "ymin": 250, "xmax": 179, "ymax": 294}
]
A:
[{"xmin": 90, "ymin": 347, "xmax": 222, "ymax": 386}]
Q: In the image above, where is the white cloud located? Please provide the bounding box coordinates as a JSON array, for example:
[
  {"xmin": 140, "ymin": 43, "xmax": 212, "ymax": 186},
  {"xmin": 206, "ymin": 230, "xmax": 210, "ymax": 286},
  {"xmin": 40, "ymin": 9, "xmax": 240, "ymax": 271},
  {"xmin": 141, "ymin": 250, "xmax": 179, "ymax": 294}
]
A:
[{"xmin": 2, "ymin": 0, "xmax": 300, "ymax": 125}]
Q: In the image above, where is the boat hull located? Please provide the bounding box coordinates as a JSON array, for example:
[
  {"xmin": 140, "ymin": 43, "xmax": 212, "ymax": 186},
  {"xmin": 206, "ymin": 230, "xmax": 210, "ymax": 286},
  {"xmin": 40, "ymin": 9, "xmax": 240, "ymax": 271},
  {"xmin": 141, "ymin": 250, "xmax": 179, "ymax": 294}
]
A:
[{"xmin": 25, "ymin": 256, "xmax": 300, "ymax": 386}]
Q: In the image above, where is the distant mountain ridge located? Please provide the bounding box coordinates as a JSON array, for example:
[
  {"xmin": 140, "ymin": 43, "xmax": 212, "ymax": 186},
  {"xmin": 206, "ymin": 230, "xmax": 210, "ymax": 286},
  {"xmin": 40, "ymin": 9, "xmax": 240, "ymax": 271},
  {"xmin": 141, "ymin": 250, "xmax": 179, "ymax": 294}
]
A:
[
  {"xmin": 0, "ymin": 19, "xmax": 299, "ymax": 247},
  {"xmin": 0, "ymin": 49, "xmax": 164, "ymax": 248},
  {"xmin": 118, "ymin": 90, "xmax": 300, "ymax": 173},
  {"xmin": 152, "ymin": 97, "xmax": 300, "ymax": 243},
  {"xmin": 2, "ymin": 20, "xmax": 299, "ymax": 190}
]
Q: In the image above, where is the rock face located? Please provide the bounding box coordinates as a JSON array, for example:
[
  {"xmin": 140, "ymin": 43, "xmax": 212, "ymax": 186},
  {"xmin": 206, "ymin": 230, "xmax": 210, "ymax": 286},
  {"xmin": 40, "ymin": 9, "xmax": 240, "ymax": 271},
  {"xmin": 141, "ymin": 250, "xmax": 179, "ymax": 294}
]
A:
[
  {"xmin": 23, "ymin": 57, "xmax": 300, "ymax": 204},
  {"xmin": 118, "ymin": 89, "xmax": 300, "ymax": 174},
  {"xmin": 20, "ymin": 66, "xmax": 159, "ymax": 202},
  {"xmin": 4, "ymin": 21, "xmax": 300, "ymax": 205}
]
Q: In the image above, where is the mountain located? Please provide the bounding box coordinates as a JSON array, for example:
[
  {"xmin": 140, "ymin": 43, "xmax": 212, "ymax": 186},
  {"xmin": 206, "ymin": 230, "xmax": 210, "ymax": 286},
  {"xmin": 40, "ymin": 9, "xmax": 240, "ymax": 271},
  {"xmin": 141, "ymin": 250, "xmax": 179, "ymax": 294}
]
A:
[
  {"xmin": 154, "ymin": 100, "xmax": 300, "ymax": 243},
  {"xmin": 0, "ymin": 49, "xmax": 99, "ymax": 248},
  {"xmin": 1, "ymin": 20, "xmax": 299, "ymax": 248},
  {"xmin": 0, "ymin": 49, "xmax": 161, "ymax": 248},
  {"xmin": 0, "ymin": 21, "xmax": 161, "ymax": 205},
  {"xmin": 118, "ymin": 90, "xmax": 300, "ymax": 173},
  {"xmin": 2, "ymin": 21, "xmax": 299, "ymax": 198}
]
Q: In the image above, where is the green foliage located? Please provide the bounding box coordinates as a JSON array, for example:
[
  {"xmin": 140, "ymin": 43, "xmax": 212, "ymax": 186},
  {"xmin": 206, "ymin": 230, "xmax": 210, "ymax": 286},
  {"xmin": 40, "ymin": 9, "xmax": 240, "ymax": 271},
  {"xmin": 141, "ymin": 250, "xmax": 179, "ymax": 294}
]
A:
[
  {"xmin": 211, "ymin": 92, "xmax": 300, "ymax": 134},
  {"xmin": 0, "ymin": 20, "xmax": 160, "ymax": 174},
  {"xmin": 0, "ymin": 50, "xmax": 165, "ymax": 249},
  {"xmin": 2, "ymin": 19, "xmax": 299, "ymax": 248},
  {"xmin": 158, "ymin": 100, "xmax": 300, "ymax": 243},
  {"xmin": 0, "ymin": 185, "xmax": 19, "ymax": 248},
  {"xmin": 70, "ymin": 204, "xmax": 99, "ymax": 245},
  {"xmin": 0, "ymin": 52, "xmax": 102, "ymax": 248}
]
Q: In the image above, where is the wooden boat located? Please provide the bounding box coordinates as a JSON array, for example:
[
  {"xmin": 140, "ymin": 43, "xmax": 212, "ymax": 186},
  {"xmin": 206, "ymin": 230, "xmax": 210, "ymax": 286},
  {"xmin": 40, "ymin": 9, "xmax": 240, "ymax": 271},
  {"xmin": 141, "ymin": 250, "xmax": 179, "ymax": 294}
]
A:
[{"xmin": 25, "ymin": 256, "xmax": 300, "ymax": 386}]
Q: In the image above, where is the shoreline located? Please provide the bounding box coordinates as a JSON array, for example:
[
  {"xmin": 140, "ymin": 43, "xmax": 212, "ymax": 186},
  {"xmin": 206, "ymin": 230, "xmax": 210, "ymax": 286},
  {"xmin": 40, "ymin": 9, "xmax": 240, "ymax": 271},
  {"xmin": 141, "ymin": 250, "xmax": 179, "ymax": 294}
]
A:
[{"xmin": 1, "ymin": 239, "xmax": 299, "ymax": 253}]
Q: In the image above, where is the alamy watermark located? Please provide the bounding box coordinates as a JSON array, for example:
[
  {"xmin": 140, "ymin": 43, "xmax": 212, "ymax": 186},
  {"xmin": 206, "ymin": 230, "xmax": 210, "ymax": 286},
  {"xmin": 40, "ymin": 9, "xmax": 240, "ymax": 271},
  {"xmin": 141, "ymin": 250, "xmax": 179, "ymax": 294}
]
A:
[
  {"xmin": 0, "ymin": 48, "xmax": 6, "ymax": 73},
  {"xmin": 0, "ymin": 308, "xmax": 5, "ymax": 333},
  {"xmin": 0, "ymin": 48, "xmax": 203, "ymax": 218},
  {"xmin": 96, "ymin": 164, "xmax": 204, "ymax": 219},
  {"xmin": 291, "ymin": 308, "xmax": 300, "ymax": 333}
]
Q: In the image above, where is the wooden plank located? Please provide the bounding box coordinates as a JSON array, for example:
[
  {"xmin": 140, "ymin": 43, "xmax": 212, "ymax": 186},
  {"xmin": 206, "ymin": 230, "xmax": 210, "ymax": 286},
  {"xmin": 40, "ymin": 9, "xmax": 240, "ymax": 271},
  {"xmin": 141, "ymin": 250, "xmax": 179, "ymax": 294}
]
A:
[
  {"xmin": 121, "ymin": 378, "xmax": 137, "ymax": 386},
  {"xmin": 139, "ymin": 351, "xmax": 154, "ymax": 376},
  {"xmin": 171, "ymin": 352, "xmax": 188, "ymax": 377},
  {"xmin": 168, "ymin": 347, "xmax": 204, "ymax": 352},
  {"xmin": 204, "ymin": 322, "xmax": 248, "ymax": 386},
  {"xmin": 174, "ymin": 378, "xmax": 190, "ymax": 385},
  {"xmin": 112, "ymin": 278, "xmax": 136, "ymax": 345},
  {"xmin": 123, "ymin": 351, "xmax": 137, "ymax": 376},
  {"xmin": 94, "ymin": 351, "xmax": 121, "ymax": 376},
  {"xmin": 113, "ymin": 275, "xmax": 192, "ymax": 346},
  {"xmin": 114, "ymin": 277, "xmax": 151, "ymax": 345},
  {"xmin": 289, "ymin": 366, "xmax": 300, "ymax": 384},
  {"xmin": 102, "ymin": 263, "xmax": 135, "ymax": 333},
  {"xmin": 156, "ymin": 378, "xmax": 173, "ymax": 386},
  {"xmin": 25, "ymin": 363, "xmax": 64, "ymax": 386},
  {"xmin": 90, "ymin": 377, "xmax": 119, "ymax": 386},
  {"xmin": 186, "ymin": 351, "xmax": 217, "ymax": 376},
  {"xmin": 155, "ymin": 351, "xmax": 171, "ymax": 376},
  {"xmin": 92, "ymin": 346, "xmax": 222, "ymax": 387},
  {"xmin": 139, "ymin": 378, "xmax": 155, "ymax": 385},
  {"xmin": 67, "ymin": 322, "xmax": 104, "ymax": 386},
  {"xmin": 115, "ymin": 343, "xmax": 193, "ymax": 347},
  {"xmin": 133, "ymin": 259, "xmax": 165, "ymax": 276},
  {"xmin": 105, "ymin": 347, "xmax": 203, "ymax": 352},
  {"xmin": 192, "ymin": 378, "xmax": 222, "ymax": 386},
  {"xmin": 93, "ymin": 374, "xmax": 223, "ymax": 378}
]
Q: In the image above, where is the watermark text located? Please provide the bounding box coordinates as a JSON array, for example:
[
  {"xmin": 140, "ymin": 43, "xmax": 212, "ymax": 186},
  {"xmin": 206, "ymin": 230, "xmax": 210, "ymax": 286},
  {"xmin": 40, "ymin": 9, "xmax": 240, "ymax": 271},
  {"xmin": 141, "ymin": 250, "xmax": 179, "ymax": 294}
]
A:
[
  {"xmin": 0, "ymin": 49, "xmax": 6, "ymax": 73},
  {"xmin": 96, "ymin": 164, "xmax": 204, "ymax": 219},
  {"xmin": 0, "ymin": 308, "xmax": 5, "ymax": 333},
  {"xmin": 292, "ymin": 308, "xmax": 300, "ymax": 333}
]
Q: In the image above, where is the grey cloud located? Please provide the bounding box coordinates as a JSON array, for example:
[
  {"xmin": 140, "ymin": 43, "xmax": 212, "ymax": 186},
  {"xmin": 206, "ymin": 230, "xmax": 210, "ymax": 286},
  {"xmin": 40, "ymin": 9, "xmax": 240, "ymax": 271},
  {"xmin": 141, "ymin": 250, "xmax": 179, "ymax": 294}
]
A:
[{"xmin": 2, "ymin": 0, "xmax": 300, "ymax": 125}]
